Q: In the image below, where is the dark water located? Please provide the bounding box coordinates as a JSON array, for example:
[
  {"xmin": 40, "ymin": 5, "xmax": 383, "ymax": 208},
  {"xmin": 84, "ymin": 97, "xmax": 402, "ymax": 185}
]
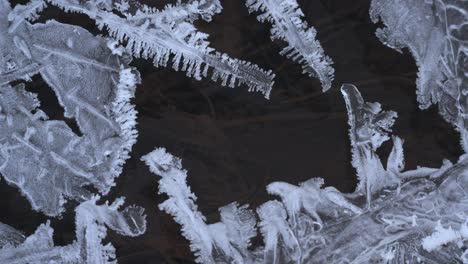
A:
[{"xmin": 0, "ymin": 0, "xmax": 462, "ymax": 263}]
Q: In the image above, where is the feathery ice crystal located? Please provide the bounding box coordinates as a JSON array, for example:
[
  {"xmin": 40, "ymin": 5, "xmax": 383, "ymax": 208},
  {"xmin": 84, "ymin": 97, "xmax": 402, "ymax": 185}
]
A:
[
  {"xmin": 46, "ymin": 0, "xmax": 276, "ymax": 98},
  {"xmin": 1, "ymin": 0, "xmax": 467, "ymax": 263},
  {"xmin": 245, "ymin": 0, "xmax": 335, "ymax": 91},
  {"xmin": 1, "ymin": 0, "xmax": 141, "ymax": 216},
  {"xmin": 144, "ymin": 85, "xmax": 468, "ymax": 263}
]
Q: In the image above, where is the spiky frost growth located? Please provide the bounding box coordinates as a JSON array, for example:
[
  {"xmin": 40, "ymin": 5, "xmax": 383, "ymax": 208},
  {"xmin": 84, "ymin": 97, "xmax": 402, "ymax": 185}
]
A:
[
  {"xmin": 45, "ymin": 0, "xmax": 275, "ymax": 98},
  {"xmin": 142, "ymin": 148, "xmax": 364, "ymax": 263},
  {"xmin": 141, "ymin": 148, "xmax": 258, "ymax": 264},
  {"xmin": 146, "ymin": 149, "xmax": 468, "ymax": 263},
  {"xmin": 144, "ymin": 85, "xmax": 468, "ymax": 263},
  {"xmin": 370, "ymin": 0, "xmax": 468, "ymax": 151},
  {"xmin": 0, "ymin": 197, "xmax": 146, "ymax": 264},
  {"xmin": 119, "ymin": 0, "xmax": 222, "ymax": 23},
  {"xmin": 110, "ymin": 67, "xmax": 140, "ymax": 182},
  {"xmin": 256, "ymin": 200, "xmax": 302, "ymax": 264},
  {"xmin": 245, "ymin": 0, "xmax": 334, "ymax": 91},
  {"xmin": 219, "ymin": 202, "xmax": 257, "ymax": 251},
  {"xmin": 267, "ymin": 178, "xmax": 363, "ymax": 225}
]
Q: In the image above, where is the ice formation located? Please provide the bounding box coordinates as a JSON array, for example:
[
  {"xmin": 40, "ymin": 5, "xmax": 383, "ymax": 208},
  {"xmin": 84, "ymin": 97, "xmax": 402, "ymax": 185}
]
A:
[
  {"xmin": 142, "ymin": 148, "xmax": 259, "ymax": 264},
  {"xmin": 1, "ymin": 1, "xmax": 150, "ymax": 260},
  {"xmin": 0, "ymin": 197, "xmax": 146, "ymax": 264},
  {"xmin": 422, "ymin": 221, "xmax": 468, "ymax": 253},
  {"xmin": 0, "ymin": 0, "xmax": 278, "ymax": 216},
  {"xmin": 144, "ymin": 84, "xmax": 468, "ymax": 263},
  {"xmin": 45, "ymin": 0, "xmax": 275, "ymax": 98},
  {"xmin": 245, "ymin": 0, "xmax": 335, "ymax": 91},
  {"xmin": 342, "ymin": 84, "xmax": 401, "ymax": 207},
  {"xmin": 370, "ymin": 0, "xmax": 468, "ymax": 150},
  {"xmin": 1, "ymin": 0, "xmax": 141, "ymax": 216},
  {"xmin": 1, "ymin": 0, "xmax": 466, "ymax": 262}
]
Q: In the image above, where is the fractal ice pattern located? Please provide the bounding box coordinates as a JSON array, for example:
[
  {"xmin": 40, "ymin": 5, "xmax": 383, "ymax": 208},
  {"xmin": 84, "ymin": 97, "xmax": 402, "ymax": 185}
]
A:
[
  {"xmin": 0, "ymin": 0, "xmax": 143, "ymax": 216},
  {"xmin": 245, "ymin": 0, "xmax": 335, "ymax": 91},
  {"xmin": 0, "ymin": 0, "xmax": 467, "ymax": 263},
  {"xmin": 46, "ymin": 0, "xmax": 276, "ymax": 98},
  {"xmin": 144, "ymin": 85, "xmax": 468, "ymax": 263}
]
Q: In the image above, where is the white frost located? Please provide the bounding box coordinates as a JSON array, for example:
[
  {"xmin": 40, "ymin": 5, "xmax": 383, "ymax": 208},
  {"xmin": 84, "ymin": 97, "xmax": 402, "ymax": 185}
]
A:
[{"xmin": 245, "ymin": 0, "xmax": 334, "ymax": 91}]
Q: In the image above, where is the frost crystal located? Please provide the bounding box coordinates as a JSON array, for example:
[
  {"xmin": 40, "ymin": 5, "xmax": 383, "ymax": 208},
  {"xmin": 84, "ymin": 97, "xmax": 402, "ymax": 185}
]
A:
[
  {"xmin": 1, "ymin": 0, "xmax": 140, "ymax": 216},
  {"xmin": 141, "ymin": 148, "xmax": 257, "ymax": 264},
  {"xmin": 2, "ymin": 0, "xmax": 467, "ymax": 262},
  {"xmin": 370, "ymin": 0, "xmax": 468, "ymax": 150},
  {"xmin": 422, "ymin": 221, "xmax": 468, "ymax": 252},
  {"xmin": 0, "ymin": 223, "xmax": 25, "ymax": 249},
  {"xmin": 45, "ymin": 0, "xmax": 275, "ymax": 98},
  {"xmin": 245, "ymin": 0, "xmax": 334, "ymax": 91},
  {"xmin": 145, "ymin": 85, "xmax": 468, "ymax": 263},
  {"xmin": 0, "ymin": 197, "xmax": 146, "ymax": 264},
  {"xmin": 342, "ymin": 84, "xmax": 401, "ymax": 206}
]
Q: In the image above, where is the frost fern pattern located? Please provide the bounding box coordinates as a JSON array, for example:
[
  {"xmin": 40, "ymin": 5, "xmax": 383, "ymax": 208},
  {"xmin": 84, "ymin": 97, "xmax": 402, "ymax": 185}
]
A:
[
  {"xmin": 245, "ymin": 0, "xmax": 335, "ymax": 91},
  {"xmin": 0, "ymin": 0, "xmax": 467, "ymax": 263},
  {"xmin": 47, "ymin": 0, "xmax": 276, "ymax": 98},
  {"xmin": 144, "ymin": 85, "xmax": 468, "ymax": 263}
]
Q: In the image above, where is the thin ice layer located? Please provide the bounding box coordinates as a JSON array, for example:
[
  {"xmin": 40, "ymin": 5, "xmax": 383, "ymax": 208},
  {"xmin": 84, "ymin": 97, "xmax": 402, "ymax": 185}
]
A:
[
  {"xmin": 370, "ymin": 0, "xmax": 468, "ymax": 149},
  {"xmin": 1, "ymin": 1, "xmax": 140, "ymax": 216}
]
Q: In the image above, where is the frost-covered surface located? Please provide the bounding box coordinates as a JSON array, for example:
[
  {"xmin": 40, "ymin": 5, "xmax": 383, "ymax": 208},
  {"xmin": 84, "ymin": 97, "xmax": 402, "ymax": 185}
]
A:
[
  {"xmin": 245, "ymin": 0, "xmax": 334, "ymax": 91},
  {"xmin": 370, "ymin": 0, "xmax": 468, "ymax": 150},
  {"xmin": 0, "ymin": 197, "xmax": 146, "ymax": 264},
  {"xmin": 45, "ymin": 0, "xmax": 275, "ymax": 98},
  {"xmin": 144, "ymin": 85, "xmax": 468, "ymax": 263},
  {"xmin": 0, "ymin": 223, "xmax": 25, "ymax": 249},
  {"xmin": 422, "ymin": 221, "xmax": 468, "ymax": 253},
  {"xmin": 1, "ymin": 0, "xmax": 141, "ymax": 216},
  {"xmin": 1, "ymin": 0, "xmax": 467, "ymax": 262},
  {"xmin": 142, "ymin": 148, "xmax": 259, "ymax": 264},
  {"xmin": 0, "ymin": 0, "xmax": 277, "ymax": 216}
]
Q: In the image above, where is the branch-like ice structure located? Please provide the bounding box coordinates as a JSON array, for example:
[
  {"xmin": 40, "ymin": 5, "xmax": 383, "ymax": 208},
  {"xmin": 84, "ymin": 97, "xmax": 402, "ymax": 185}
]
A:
[
  {"xmin": 116, "ymin": 0, "xmax": 222, "ymax": 24},
  {"xmin": 144, "ymin": 84, "xmax": 468, "ymax": 263},
  {"xmin": 142, "ymin": 148, "xmax": 363, "ymax": 263},
  {"xmin": 342, "ymin": 84, "xmax": 401, "ymax": 207},
  {"xmin": 1, "ymin": 0, "xmax": 140, "ymax": 216},
  {"xmin": 267, "ymin": 178, "xmax": 363, "ymax": 224},
  {"xmin": 245, "ymin": 0, "xmax": 334, "ymax": 91},
  {"xmin": 141, "ymin": 148, "xmax": 257, "ymax": 264},
  {"xmin": 370, "ymin": 0, "xmax": 468, "ymax": 150},
  {"xmin": 44, "ymin": 0, "xmax": 275, "ymax": 98},
  {"xmin": 0, "ymin": 197, "xmax": 146, "ymax": 264}
]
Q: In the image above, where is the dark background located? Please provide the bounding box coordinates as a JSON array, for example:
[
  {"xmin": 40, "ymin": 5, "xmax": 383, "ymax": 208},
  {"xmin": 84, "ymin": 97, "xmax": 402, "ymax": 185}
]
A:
[{"xmin": 1, "ymin": 0, "xmax": 463, "ymax": 263}]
